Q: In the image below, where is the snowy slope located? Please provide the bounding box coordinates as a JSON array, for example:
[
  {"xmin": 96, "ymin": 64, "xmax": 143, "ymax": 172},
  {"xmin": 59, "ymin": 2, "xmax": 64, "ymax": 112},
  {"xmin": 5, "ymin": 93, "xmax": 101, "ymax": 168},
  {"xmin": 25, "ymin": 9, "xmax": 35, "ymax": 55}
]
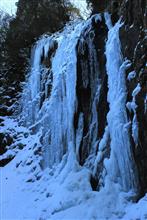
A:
[{"xmin": 1, "ymin": 116, "xmax": 147, "ymax": 219}]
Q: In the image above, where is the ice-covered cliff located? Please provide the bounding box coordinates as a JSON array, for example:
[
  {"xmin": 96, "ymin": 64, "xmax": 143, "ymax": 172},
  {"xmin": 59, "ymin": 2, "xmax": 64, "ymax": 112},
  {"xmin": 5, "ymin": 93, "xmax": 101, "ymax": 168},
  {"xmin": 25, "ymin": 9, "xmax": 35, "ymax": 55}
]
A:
[{"xmin": 1, "ymin": 11, "xmax": 146, "ymax": 219}]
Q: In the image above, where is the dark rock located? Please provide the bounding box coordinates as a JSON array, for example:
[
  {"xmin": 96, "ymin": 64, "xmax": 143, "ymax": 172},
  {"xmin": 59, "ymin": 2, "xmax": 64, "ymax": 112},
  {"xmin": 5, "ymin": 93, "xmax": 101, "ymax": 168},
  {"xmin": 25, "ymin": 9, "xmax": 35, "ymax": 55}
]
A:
[
  {"xmin": 0, "ymin": 157, "xmax": 14, "ymax": 167},
  {"xmin": 18, "ymin": 143, "xmax": 25, "ymax": 150},
  {"xmin": 0, "ymin": 105, "xmax": 13, "ymax": 116},
  {"xmin": 0, "ymin": 118, "xmax": 4, "ymax": 123},
  {"xmin": 24, "ymin": 132, "xmax": 29, "ymax": 138},
  {"xmin": 90, "ymin": 175, "xmax": 98, "ymax": 191},
  {"xmin": 75, "ymin": 15, "xmax": 109, "ymax": 169},
  {"xmin": 0, "ymin": 132, "xmax": 13, "ymax": 155},
  {"xmin": 118, "ymin": 0, "xmax": 147, "ymax": 196}
]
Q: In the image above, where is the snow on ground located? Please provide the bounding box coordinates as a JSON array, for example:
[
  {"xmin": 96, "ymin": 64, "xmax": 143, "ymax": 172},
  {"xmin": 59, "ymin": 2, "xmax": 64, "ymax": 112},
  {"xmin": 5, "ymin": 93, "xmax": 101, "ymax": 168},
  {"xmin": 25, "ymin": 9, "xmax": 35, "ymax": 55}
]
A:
[
  {"xmin": 1, "ymin": 116, "xmax": 147, "ymax": 220},
  {"xmin": 122, "ymin": 196, "xmax": 147, "ymax": 220}
]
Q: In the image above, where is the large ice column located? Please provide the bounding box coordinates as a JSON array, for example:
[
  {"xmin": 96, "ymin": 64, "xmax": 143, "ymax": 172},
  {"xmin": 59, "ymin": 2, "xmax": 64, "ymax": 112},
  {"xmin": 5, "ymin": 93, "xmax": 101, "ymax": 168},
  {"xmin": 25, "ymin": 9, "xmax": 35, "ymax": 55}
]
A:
[
  {"xmin": 21, "ymin": 20, "xmax": 85, "ymax": 168},
  {"xmin": 40, "ymin": 21, "xmax": 84, "ymax": 168},
  {"xmin": 105, "ymin": 20, "xmax": 138, "ymax": 192}
]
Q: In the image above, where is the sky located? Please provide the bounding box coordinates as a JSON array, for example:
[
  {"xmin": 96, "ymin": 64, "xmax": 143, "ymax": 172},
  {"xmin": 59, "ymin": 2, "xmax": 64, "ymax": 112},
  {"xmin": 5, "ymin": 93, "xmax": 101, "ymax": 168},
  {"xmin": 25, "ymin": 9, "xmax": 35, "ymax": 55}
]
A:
[
  {"xmin": 0, "ymin": 0, "xmax": 89, "ymax": 19},
  {"xmin": 0, "ymin": 0, "xmax": 18, "ymax": 15}
]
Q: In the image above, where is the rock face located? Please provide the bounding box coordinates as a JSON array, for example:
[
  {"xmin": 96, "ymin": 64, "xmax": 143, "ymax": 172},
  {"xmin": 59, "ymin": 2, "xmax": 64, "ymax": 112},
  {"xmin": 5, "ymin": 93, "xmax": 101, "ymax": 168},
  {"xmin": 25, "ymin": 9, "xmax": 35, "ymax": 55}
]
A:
[
  {"xmin": 90, "ymin": 0, "xmax": 147, "ymax": 196},
  {"xmin": 115, "ymin": 0, "xmax": 147, "ymax": 198},
  {"xmin": 75, "ymin": 15, "xmax": 109, "ymax": 166},
  {"xmin": 120, "ymin": 0, "xmax": 147, "ymax": 197},
  {"xmin": 0, "ymin": 130, "xmax": 14, "ymax": 167}
]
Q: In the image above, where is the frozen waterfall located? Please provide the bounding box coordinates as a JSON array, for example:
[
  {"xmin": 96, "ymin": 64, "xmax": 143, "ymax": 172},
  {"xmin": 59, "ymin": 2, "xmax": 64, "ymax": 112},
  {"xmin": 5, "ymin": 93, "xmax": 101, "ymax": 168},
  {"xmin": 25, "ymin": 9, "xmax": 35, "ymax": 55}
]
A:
[
  {"xmin": 104, "ymin": 19, "xmax": 138, "ymax": 192},
  {"xmin": 20, "ymin": 14, "xmax": 138, "ymax": 193}
]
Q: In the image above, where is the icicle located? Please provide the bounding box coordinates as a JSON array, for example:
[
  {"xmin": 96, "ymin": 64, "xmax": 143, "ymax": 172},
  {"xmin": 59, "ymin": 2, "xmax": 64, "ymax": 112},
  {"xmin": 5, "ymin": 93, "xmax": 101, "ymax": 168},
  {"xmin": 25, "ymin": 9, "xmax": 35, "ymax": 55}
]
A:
[
  {"xmin": 126, "ymin": 83, "xmax": 141, "ymax": 145},
  {"xmin": 76, "ymin": 113, "xmax": 84, "ymax": 161},
  {"xmin": 104, "ymin": 12, "xmax": 113, "ymax": 30}
]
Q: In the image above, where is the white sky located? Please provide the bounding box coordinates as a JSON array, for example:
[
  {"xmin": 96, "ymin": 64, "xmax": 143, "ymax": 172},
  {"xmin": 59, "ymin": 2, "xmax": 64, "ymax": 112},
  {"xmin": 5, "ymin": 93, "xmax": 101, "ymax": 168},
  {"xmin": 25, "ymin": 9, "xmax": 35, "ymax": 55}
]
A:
[
  {"xmin": 0, "ymin": 0, "xmax": 18, "ymax": 15},
  {"xmin": 0, "ymin": 0, "xmax": 89, "ymax": 19}
]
